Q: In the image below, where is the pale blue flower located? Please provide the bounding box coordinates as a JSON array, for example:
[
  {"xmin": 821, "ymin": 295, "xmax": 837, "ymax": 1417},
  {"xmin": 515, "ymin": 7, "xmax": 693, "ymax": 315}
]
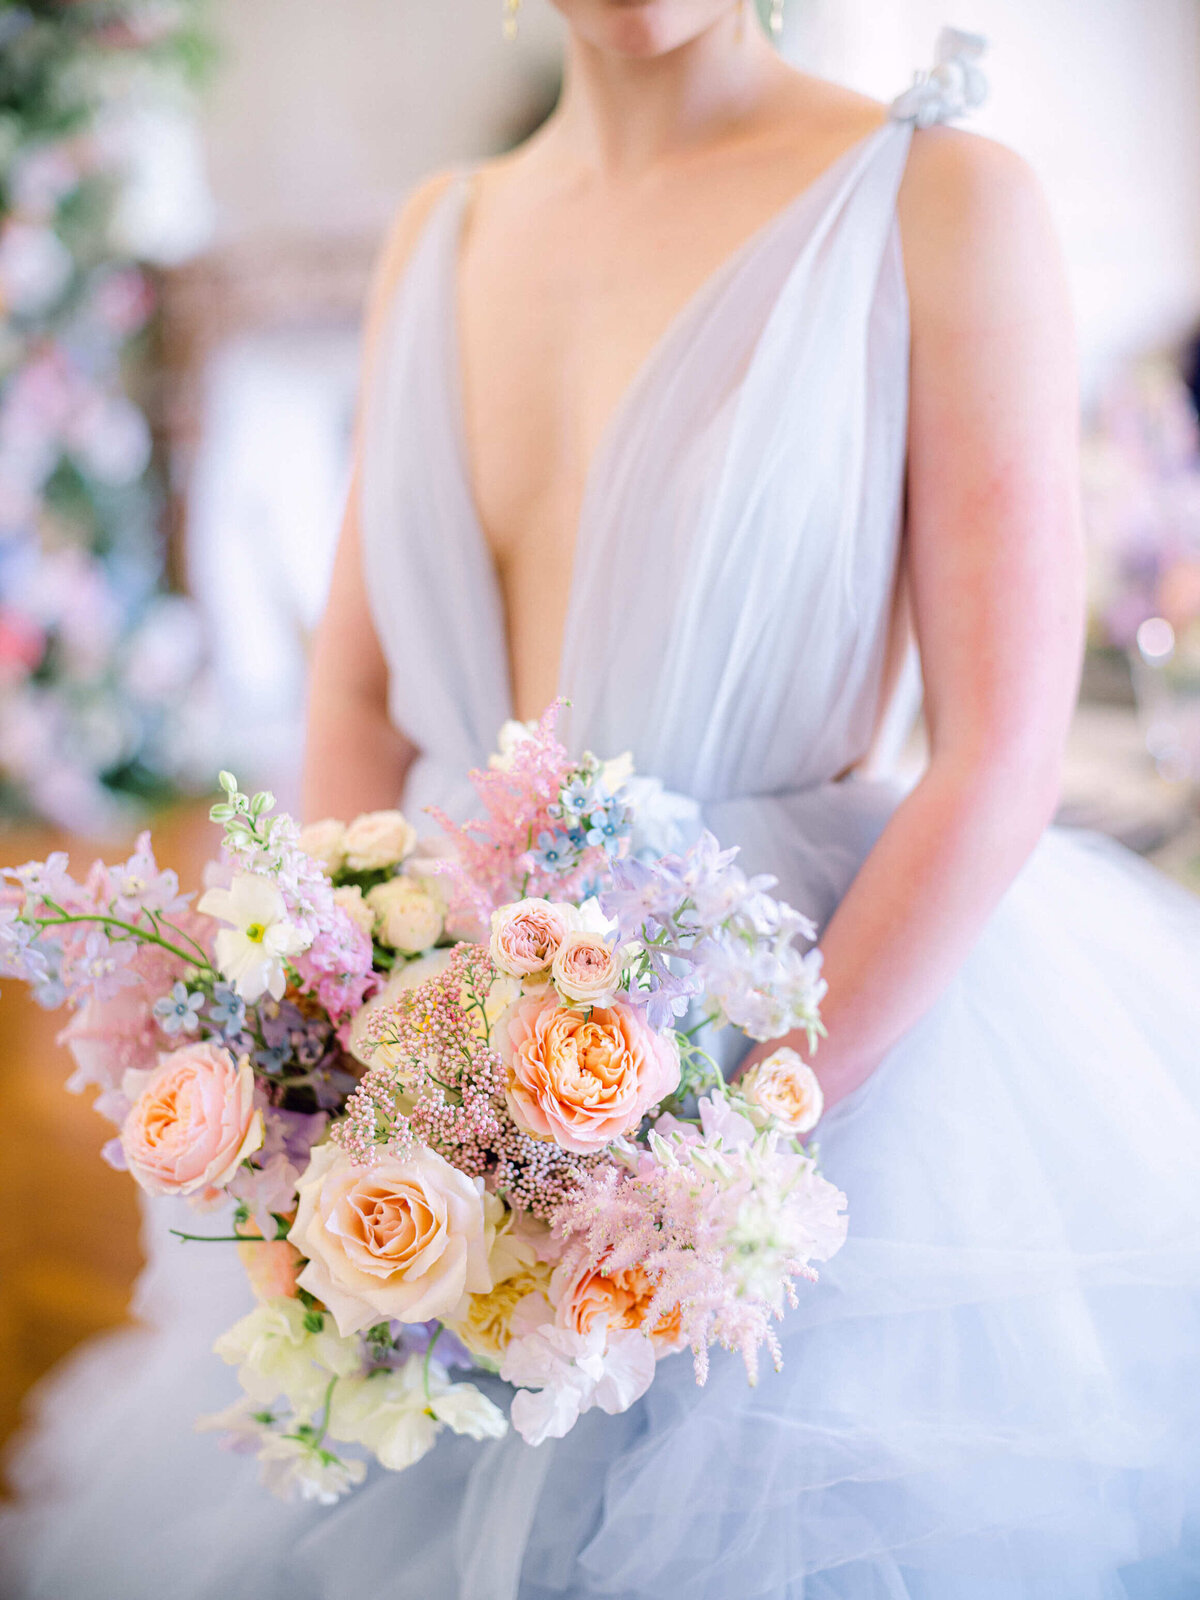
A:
[{"xmin": 153, "ymin": 980, "xmax": 204, "ymax": 1035}]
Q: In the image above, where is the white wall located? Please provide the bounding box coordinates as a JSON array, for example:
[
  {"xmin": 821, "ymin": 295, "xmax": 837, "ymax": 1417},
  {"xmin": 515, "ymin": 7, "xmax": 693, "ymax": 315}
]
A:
[
  {"xmin": 787, "ymin": 0, "xmax": 1200, "ymax": 396},
  {"xmin": 201, "ymin": 0, "xmax": 564, "ymax": 243}
]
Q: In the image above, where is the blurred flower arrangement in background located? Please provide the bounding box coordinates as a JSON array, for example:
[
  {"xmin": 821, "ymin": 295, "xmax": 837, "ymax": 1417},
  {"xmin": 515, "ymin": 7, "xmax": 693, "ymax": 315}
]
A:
[
  {"xmin": 1083, "ymin": 356, "xmax": 1200, "ymax": 783},
  {"xmin": 0, "ymin": 0, "xmax": 215, "ymax": 833}
]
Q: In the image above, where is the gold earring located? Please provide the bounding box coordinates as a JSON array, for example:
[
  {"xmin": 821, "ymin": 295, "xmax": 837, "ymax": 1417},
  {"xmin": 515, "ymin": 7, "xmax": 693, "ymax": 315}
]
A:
[
  {"xmin": 503, "ymin": 0, "xmax": 521, "ymax": 40},
  {"xmin": 769, "ymin": 0, "xmax": 784, "ymax": 36}
]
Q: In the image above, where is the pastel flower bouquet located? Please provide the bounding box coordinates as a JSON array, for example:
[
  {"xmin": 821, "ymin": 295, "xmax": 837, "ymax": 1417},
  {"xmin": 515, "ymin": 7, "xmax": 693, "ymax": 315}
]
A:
[{"xmin": 0, "ymin": 705, "xmax": 846, "ymax": 1504}]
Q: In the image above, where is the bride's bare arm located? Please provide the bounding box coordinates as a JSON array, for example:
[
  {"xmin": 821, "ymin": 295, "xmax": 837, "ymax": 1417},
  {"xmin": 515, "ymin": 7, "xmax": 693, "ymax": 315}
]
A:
[
  {"xmin": 747, "ymin": 131, "xmax": 1084, "ymax": 1106},
  {"xmin": 302, "ymin": 173, "xmax": 457, "ymax": 822}
]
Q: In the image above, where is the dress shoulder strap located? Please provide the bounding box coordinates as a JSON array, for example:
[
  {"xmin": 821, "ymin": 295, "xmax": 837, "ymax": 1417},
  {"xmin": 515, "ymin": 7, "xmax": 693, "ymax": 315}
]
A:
[{"xmin": 890, "ymin": 27, "xmax": 989, "ymax": 129}]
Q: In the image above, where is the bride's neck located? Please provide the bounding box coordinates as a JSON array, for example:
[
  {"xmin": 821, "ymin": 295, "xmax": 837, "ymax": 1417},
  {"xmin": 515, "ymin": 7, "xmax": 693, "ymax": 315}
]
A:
[{"xmin": 552, "ymin": 15, "xmax": 785, "ymax": 177}]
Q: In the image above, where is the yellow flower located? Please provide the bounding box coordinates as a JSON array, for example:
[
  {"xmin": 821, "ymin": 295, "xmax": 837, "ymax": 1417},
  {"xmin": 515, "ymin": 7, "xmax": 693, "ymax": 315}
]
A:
[{"xmin": 450, "ymin": 1265, "xmax": 553, "ymax": 1366}]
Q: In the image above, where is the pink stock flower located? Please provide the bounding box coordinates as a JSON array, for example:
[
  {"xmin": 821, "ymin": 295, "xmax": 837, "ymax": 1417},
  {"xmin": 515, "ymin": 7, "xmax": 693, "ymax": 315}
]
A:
[
  {"xmin": 120, "ymin": 1041, "xmax": 264, "ymax": 1199},
  {"xmin": 501, "ymin": 996, "xmax": 680, "ymax": 1155}
]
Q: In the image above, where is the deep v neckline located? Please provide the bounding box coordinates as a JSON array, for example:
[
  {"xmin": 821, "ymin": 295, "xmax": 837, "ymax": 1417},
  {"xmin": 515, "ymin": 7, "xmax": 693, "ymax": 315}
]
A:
[{"xmin": 441, "ymin": 119, "xmax": 895, "ymax": 721}]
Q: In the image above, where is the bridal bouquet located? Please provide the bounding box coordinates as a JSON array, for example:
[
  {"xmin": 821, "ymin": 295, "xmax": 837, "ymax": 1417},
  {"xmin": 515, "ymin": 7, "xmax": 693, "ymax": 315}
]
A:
[{"xmin": 0, "ymin": 704, "xmax": 846, "ymax": 1504}]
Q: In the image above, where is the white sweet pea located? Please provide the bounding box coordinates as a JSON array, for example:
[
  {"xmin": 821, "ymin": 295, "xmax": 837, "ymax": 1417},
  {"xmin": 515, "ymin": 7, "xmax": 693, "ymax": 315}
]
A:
[
  {"xmin": 198, "ymin": 872, "xmax": 309, "ymax": 1002},
  {"xmin": 428, "ymin": 1380, "xmax": 508, "ymax": 1441},
  {"xmin": 255, "ymin": 1435, "xmax": 366, "ymax": 1504},
  {"xmin": 328, "ymin": 1363, "xmax": 440, "ymax": 1472},
  {"xmin": 213, "ymin": 1297, "xmax": 361, "ymax": 1419},
  {"xmin": 500, "ymin": 1303, "xmax": 655, "ymax": 1446}
]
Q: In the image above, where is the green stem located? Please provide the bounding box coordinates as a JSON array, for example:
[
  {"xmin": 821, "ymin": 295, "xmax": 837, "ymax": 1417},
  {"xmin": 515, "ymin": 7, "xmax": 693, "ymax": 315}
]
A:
[
  {"xmin": 422, "ymin": 1323, "xmax": 444, "ymax": 1404},
  {"xmin": 170, "ymin": 1229, "xmax": 261, "ymax": 1243},
  {"xmin": 35, "ymin": 906, "xmax": 215, "ymax": 974},
  {"xmin": 313, "ymin": 1373, "xmax": 338, "ymax": 1448},
  {"xmin": 146, "ymin": 909, "xmax": 212, "ymax": 966}
]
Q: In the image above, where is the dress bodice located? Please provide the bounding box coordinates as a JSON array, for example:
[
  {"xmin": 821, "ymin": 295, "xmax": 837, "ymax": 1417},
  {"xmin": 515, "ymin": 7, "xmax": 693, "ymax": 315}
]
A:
[{"xmin": 359, "ymin": 30, "xmax": 988, "ymax": 907}]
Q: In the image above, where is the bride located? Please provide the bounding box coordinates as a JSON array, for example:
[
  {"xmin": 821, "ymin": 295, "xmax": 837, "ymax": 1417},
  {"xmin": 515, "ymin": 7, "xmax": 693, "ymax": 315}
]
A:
[{"xmin": 4, "ymin": 3, "xmax": 1199, "ymax": 1597}]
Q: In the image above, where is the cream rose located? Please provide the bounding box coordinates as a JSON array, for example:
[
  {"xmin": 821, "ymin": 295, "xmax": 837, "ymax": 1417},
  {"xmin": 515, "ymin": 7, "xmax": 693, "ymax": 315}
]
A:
[
  {"xmin": 551, "ymin": 930, "xmax": 622, "ymax": 1006},
  {"xmin": 341, "ymin": 810, "xmax": 418, "ymax": 871},
  {"xmin": 740, "ymin": 1047, "xmax": 824, "ymax": 1134},
  {"xmin": 332, "ymin": 884, "xmax": 376, "ymax": 940},
  {"xmin": 502, "ymin": 997, "xmax": 680, "ymax": 1154},
  {"xmin": 289, "ymin": 1141, "xmax": 492, "ymax": 1336},
  {"xmin": 366, "ymin": 879, "xmax": 444, "ymax": 954},
  {"xmin": 120, "ymin": 1042, "xmax": 263, "ymax": 1198},
  {"xmin": 489, "ymin": 898, "xmax": 576, "ymax": 979},
  {"xmin": 297, "ymin": 818, "xmax": 347, "ymax": 874}
]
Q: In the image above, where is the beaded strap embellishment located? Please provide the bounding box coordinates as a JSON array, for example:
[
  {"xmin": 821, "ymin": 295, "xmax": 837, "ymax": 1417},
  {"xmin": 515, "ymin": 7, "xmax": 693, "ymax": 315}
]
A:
[{"xmin": 891, "ymin": 27, "xmax": 989, "ymax": 128}]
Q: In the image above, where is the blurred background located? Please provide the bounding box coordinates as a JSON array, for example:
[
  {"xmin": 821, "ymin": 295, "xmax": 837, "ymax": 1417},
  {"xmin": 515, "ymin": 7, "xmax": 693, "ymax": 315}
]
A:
[{"xmin": 3, "ymin": 0, "xmax": 1200, "ymax": 1458}]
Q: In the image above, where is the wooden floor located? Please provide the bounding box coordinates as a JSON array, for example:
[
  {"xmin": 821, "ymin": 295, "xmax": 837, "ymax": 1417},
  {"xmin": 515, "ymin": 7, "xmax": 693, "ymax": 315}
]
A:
[{"xmin": 0, "ymin": 801, "xmax": 216, "ymax": 1458}]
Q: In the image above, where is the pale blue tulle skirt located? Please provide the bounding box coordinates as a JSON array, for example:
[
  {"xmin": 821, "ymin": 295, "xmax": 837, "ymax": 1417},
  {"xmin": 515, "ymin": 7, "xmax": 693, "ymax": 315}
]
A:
[{"xmin": 3, "ymin": 802, "xmax": 1199, "ymax": 1600}]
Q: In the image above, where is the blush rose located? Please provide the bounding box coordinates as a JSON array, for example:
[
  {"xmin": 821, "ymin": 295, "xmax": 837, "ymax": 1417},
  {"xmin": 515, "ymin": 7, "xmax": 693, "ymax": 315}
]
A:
[
  {"xmin": 489, "ymin": 898, "xmax": 576, "ymax": 979},
  {"xmin": 551, "ymin": 930, "xmax": 622, "ymax": 1006},
  {"xmin": 120, "ymin": 1041, "xmax": 264, "ymax": 1198}
]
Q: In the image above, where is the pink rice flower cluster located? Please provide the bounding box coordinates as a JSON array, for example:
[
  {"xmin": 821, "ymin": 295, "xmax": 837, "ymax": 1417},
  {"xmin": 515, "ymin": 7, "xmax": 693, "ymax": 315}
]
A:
[
  {"xmin": 429, "ymin": 703, "xmax": 610, "ymax": 927},
  {"xmin": 334, "ymin": 944, "xmax": 507, "ymax": 1170},
  {"xmin": 549, "ymin": 1096, "xmax": 848, "ymax": 1385},
  {"xmin": 334, "ymin": 942, "xmax": 603, "ymax": 1219}
]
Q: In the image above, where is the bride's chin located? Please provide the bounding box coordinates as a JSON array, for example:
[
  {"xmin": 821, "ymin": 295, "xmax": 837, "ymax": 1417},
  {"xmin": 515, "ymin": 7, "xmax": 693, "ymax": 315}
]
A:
[{"xmin": 552, "ymin": 0, "xmax": 740, "ymax": 59}]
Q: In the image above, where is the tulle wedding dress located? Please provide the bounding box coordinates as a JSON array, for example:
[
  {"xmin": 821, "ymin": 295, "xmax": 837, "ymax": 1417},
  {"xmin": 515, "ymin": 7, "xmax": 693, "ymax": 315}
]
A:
[{"xmin": 4, "ymin": 36, "xmax": 1199, "ymax": 1600}]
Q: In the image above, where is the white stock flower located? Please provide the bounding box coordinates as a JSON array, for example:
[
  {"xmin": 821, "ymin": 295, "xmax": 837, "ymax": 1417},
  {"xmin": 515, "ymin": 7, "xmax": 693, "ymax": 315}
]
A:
[
  {"xmin": 255, "ymin": 1435, "xmax": 366, "ymax": 1504},
  {"xmin": 213, "ymin": 1297, "xmax": 361, "ymax": 1419},
  {"xmin": 197, "ymin": 872, "xmax": 308, "ymax": 1003}
]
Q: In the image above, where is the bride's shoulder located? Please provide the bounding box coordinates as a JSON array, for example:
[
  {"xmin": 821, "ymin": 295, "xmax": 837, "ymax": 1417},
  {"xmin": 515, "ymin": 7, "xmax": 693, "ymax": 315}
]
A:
[
  {"xmin": 368, "ymin": 170, "xmax": 460, "ymax": 303},
  {"xmin": 898, "ymin": 129, "xmax": 1060, "ymax": 324}
]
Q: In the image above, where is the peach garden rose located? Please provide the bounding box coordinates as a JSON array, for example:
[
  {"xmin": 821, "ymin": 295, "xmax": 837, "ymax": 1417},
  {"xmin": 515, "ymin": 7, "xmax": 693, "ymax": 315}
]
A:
[
  {"xmin": 120, "ymin": 1041, "xmax": 264, "ymax": 1198},
  {"xmin": 501, "ymin": 996, "xmax": 680, "ymax": 1155},
  {"xmin": 289, "ymin": 1141, "xmax": 492, "ymax": 1336},
  {"xmin": 553, "ymin": 1251, "xmax": 686, "ymax": 1355}
]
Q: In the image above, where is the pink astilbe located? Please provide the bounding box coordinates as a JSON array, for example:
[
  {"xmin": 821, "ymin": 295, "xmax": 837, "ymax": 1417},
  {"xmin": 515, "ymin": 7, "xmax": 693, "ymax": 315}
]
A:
[
  {"xmin": 428, "ymin": 702, "xmax": 597, "ymax": 925},
  {"xmin": 549, "ymin": 1097, "xmax": 848, "ymax": 1385}
]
